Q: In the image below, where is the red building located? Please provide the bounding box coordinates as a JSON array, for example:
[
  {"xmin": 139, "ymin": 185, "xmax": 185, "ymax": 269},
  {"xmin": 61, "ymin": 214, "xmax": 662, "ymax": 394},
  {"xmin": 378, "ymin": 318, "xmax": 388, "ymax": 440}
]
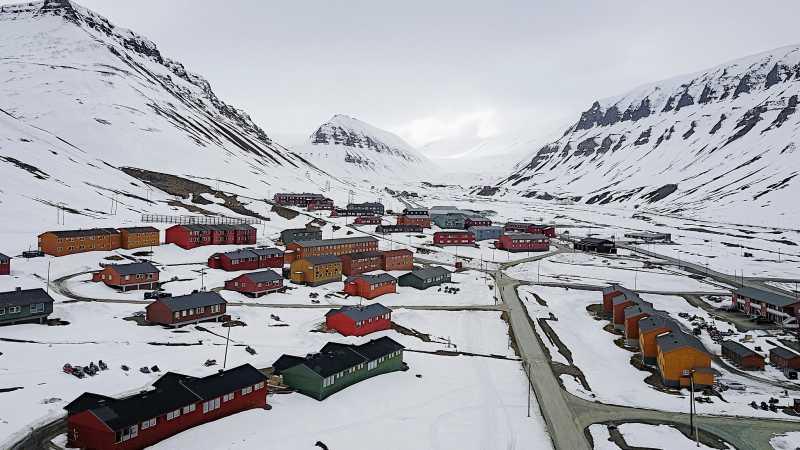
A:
[
  {"xmin": 354, "ymin": 216, "xmax": 382, "ymax": 225},
  {"xmin": 65, "ymin": 364, "xmax": 267, "ymax": 450},
  {"xmin": 464, "ymin": 216, "xmax": 491, "ymax": 228},
  {"xmin": 165, "ymin": 224, "xmax": 257, "ymax": 250},
  {"xmin": 340, "ymin": 251, "xmax": 384, "ymax": 276},
  {"xmin": 0, "ymin": 253, "xmax": 10, "ymax": 276},
  {"xmin": 343, "ymin": 273, "xmax": 397, "ymax": 300},
  {"xmin": 146, "ymin": 292, "xmax": 227, "ymax": 327},
  {"xmin": 325, "ymin": 303, "xmax": 392, "ymax": 336},
  {"xmin": 624, "ymin": 304, "xmax": 653, "ymax": 345},
  {"xmin": 433, "ymin": 231, "xmax": 475, "ymax": 246},
  {"xmin": 504, "ymin": 222, "xmax": 556, "ymax": 238},
  {"xmin": 92, "ymin": 262, "xmax": 160, "ymax": 291},
  {"xmin": 307, "ymin": 198, "xmax": 335, "ymax": 211},
  {"xmin": 601, "ymin": 284, "xmax": 632, "ymax": 314},
  {"xmin": 731, "ymin": 287, "xmax": 800, "ymax": 325},
  {"xmin": 495, "ymin": 233, "xmax": 550, "ymax": 252},
  {"xmin": 224, "ymin": 270, "xmax": 283, "ymax": 297},
  {"xmin": 612, "ymin": 294, "xmax": 646, "ymax": 328},
  {"xmin": 208, "ymin": 248, "xmax": 284, "ymax": 271},
  {"xmin": 397, "ymin": 213, "xmax": 431, "ymax": 229},
  {"xmin": 381, "ymin": 249, "xmax": 413, "ymax": 271}
]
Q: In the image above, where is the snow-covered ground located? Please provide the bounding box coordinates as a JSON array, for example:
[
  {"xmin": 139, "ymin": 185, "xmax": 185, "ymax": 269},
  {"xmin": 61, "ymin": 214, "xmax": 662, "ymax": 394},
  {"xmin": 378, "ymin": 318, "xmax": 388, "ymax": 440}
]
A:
[
  {"xmin": 588, "ymin": 423, "xmax": 734, "ymax": 450},
  {"xmin": 771, "ymin": 431, "xmax": 800, "ymax": 450}
]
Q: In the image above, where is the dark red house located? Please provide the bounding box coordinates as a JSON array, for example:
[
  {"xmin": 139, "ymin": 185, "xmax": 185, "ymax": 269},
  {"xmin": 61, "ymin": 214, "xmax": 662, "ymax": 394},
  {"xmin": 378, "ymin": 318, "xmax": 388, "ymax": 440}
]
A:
[
  {"xmin": 224, "ymin": 270, "xmax": 283, "ymax": 297},
  {"xmin": 354, "ymin": 216, "xmax": 382, "ymax": 225},
  {"xmin": 601, "ymin": 284, "xmax": 633, "ymax": 314},
  {"xmin": 65, "ymin": 364, "xmax": 267, "ymax": 450},
  {"xmin": 208, "ymin": 248, "xmax": 284, "ymax": 271},
  {"xmin": 340, "ymin": 251, "xmax": 383, "ymax": 276},
  {"xmin": 91, "ymin": 262, "xmax": 160, "ymax": 291},
  {"xmin": 165, "ymin": 224, "xmax": 257, "ymax": 250},
  {"xmin": 343, "ymin": 273, "xmax": 397, "ymax": 299},
  {"xmin": 731, "ymin": 287, "xmax": 800, "ymax": 325},
  {"xmin": 433, "ymin": 231, "xmax": 475, "ymax": 246},
  {"xmin": 0, "ymin": 253, "xmax": 10, "ymax": 276},
  {"xmin": 146, "ymin": 292, "xmax": 227, "ymax": 327},
  {"xmin": 381, "ymin": 249, "xmax": 413, "ymax": 271},
  {"xmin": 464, "ymin": 216, "xmax": 491, "ymax": 229},
  {"xmin": 325, "ymin": 303, "xmax": 392, "ymax": 336},
  {"xmin": 495, "ymin": 233, "xmax": 550, "ymax": 252}
]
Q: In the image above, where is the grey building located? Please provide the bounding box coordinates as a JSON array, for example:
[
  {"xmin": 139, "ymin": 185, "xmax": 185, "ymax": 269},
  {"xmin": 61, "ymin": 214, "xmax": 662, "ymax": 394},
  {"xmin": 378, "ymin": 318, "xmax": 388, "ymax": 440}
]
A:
[
  {"xmin": 432, "ymin": 213, "xmax": 466, "ymax": 229},
  {"xmin": 281, "ymin": 227, "xmax": 322, "ymax": 244},
  {"xmin": 347, "ymin": 202, "xmax": 385, "ymax": 215},
  {"xmin": 397, "ymin": 267, "xmax": 451, "ymax": 290},
  {"xmin": 468, "ymin": 226, "xmax": 503, "ymax": 241},
  {"xmin": 0, "ymin": 288, "xmax": 55, "ymax": 326}
]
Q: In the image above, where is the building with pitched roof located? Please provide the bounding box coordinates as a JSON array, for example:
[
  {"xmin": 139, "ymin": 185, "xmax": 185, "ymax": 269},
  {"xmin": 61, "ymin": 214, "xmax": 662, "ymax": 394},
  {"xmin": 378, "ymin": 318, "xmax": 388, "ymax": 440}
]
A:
[
  {"xmin": 118, "ymin": 227, "xmax": 160, "ymax": 249},
  {"xmin": 65, "ymin": 364, "xmax": 267, "ymax": 450},
  {"xmin": 397, "ymin": 266, "xmax": 451, "ymax": 290},
  {"xmin": 623, "ymin": 303, "xmax": 655, "ymax": 346},
  {"xmin": 207, "ymin": 247, "xmax": 284, "ymax": 271},
  {"xmin": 432, "ymin": 213, "xmax": 467, "ymax": 230},
  {"xmin": 224, "ymin": 270, "xmax": 284, "ymax": 297},
  {"xmin": 656, "ymin": 332, "xmax": 714, "ymax": 387},
  {"xmin": 285, "ymin": 236, "xmax": 379, "ymax": 262},
  {"xmin": 504, "ymin": 222, "xmax": 556, "ymax": 237},
  {"xmin": 381, "ymin": 249, "xmax": 414, "ymax": 271},
  {"xmin": 343, "ymin": 273, "xmax": 397, "ymax": 299},
  {"xmin": 340, "ymin": 251, "xmax": 383, "ymax": 276},
  {"xmin": 721, "ymin": 340, "xmax": 765, "ymax": 370},
  {"xmin": 731, "ymin": 286, "xmax": 800, "ymax": 325},
  {"xmin": 396, "ymin": 209, "xmax": 431, "ymax": 229},
  {"xmin": 280, "ymin": 227, "xmax": 322, "ymax": 245},
  {"xmin": 92, "ymin": 261, "xmax": 160, "ymax": 291},
  {"xmin": 272, "ymin": 337, "xmax": 406, "ymax": 400},
  {"xmin": 347, "ymin": 202, "xmax": 385, "ymax": 215},
  {"xmin": 145, "ymin": 292, "xmax": 227, "ymax": 327},
  {"xmin": 433, "ymin": 231, "xmax": 475, "ymax": 247},
  {"xmin": 164, "ymin": 224, "xmax": 256, "ymax": 250},
  {"xmin": 495, "ymin": 233, "xmax": 550, "ymax": 252},
  {"xmin": 469, "ymin": 226, "xmax": 504, "ymax": 242},
  {"xmin": 0, "ymin": 287, "xmax": 54, "ymax": 326},
  {"xmin": 574, "ymin": 237, "xmax": 617, "ymax": 254},
  {"xmin": 638, "ymin": 315, "xmax": 680, "ymax": 364},
  {"xmin": 289, "ymin": 255, "xmax": 342, "ymax": 286},
  {"xmin": 38, "ymin": 228, "xmax": 122, "ymax": 256},
  {"xmin": 325, "ymin": 303, "xmax": 392, "ymax": 336},
  {"xmin": 769, "ymin": 346, "xmax": 800, "ymax": 375},
  {"xmin": 375, "ymin": 224, "xmax": 423, "ymax": 234},
  {"xmin": 0, "ymin": 252, "xmax": 10, "ymax": 276}
]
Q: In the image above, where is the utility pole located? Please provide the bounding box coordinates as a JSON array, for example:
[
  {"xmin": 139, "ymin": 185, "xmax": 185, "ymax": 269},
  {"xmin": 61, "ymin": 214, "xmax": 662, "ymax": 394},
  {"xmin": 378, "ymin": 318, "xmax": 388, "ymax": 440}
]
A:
[
  {"xmin": 46, "ymin": 260, "xmax": 51, "ymax": 294},
  {"xmin": 223, "ymin": 324, "xmax": 231, "ymax": 369}
]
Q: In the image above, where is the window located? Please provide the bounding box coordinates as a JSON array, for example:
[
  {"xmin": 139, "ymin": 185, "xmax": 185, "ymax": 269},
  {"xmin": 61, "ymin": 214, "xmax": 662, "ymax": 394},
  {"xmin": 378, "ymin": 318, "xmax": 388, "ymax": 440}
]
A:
[
  {"xmin": 141, "ymin": 418, "xmax": 156, "ymax": 429},
  {"xmin": 166, "ymin": 409, "xmax": 181, "ymax": 420},
  {"xmin": 117, "ymin": 424, "xmax": 138, "ymax": 442},
  {"xmin": 223, "ymin": 392, "xmax": 234, "ymax": 402},
  {"xmin": 182, "ymin": 404, "xmax": 196, "ymax": 414},
  {"xmin": 9, "ymin": 306, "xmax": 20, "ymax": 314},
  {"xmin": 30, "ymin": 303, "xmax": 45, "ymax": 314},
  {"xmin": 197, "ymin": 306, "xmax": 204, "ymax": 314},
  {"xmin": 203, "ymin": 397, "xmax": 221, "ymax": 413},
  {"xmin": 181, "ymin": 310, "xmax": 188, "ymax": 317},
  {"xmin": 368, "ymin": 360, "xmax": 377, "ymax": 370},
  {"xmin": 0, "ymin": 308, "xmax": 4, "ymax": 315},
  {"xmin": 241, "ymin": 386, "xmax": 253, "ymax": 395},
  {"xmin": 254, "ymin": 381, "xmax": 265, "ymax": 390},
  {"xmin": 174, "ymin": 311, "xmax": 180, "ymax": 319}
]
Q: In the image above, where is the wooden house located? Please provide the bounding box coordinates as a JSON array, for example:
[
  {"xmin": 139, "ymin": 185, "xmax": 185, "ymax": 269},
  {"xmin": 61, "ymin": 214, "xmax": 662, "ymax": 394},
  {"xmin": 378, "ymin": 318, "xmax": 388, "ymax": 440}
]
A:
[
  {"xmin": 325, "ymin": 303, "xmax": 392, "ymax": 336},
  {"xmin": 92, "ymin": 261, "xmax": 160, "ymax": 291},
  {"xmin": 38, "ymin": 228, "xmax": 121, "ymax": 256},
  {"xmin": 721, "ymin": 340, "xmax": 765, "ymax": 370},
  {"xmin": 207, "ymin": 248, "xmax": 284, "ymax": 271},
  {"xmin": 381, "ymin": 249, "xmax": 413, "ymax": 271},
  {"xmin": 118, "ymin": 227, "xmax": 160, "ymax": 249},
  {"xmin": 612, "ymin": 294, "xmax": 648, "ymax": 329},
  {"xmin": 638, "ymin": 315, "xmax": 679, "ymax": 364},
  {"xmin": 433, "ymin": 231, "xmax": 475, "ymax": 246},
  {"xmin": 340, "ymin": 251, "xmax": 383, "ymax": 276},
  {"xmin": 495, "ymin": 233, "xmax": 549, "ymax": 252},
  {"xmin": 165, "ymin": 224, "xmax": 256, "ymax": 250},
  {"xmin": 224, "ymin": 270, "xmax": 283, "ymax": 297},
  {"xmin": 146, "ymin": 292, "xmax": 227, "ymax": 327},
  {"xmin": 601, "ymin": 284, "xmax": 631, "ymax": 314},
  {"xmin": 731, "ymin": 287, "xmax": 800, "ymax": 326},
  {"xmin": 289, "ymin": 255, "xmax": 342, "ymax": 286},
  {"xmin": 0, "ymin": 253, "xmax": 10, "ymax": 276},
  {"xmin": 398, "ymin": 266, "xmax": 451, "ymax": 290},
  {"xmin": 343, "ymin": 273, "xmax": 397, "ymax": 299},
  {"xmin": 574, "ymin": 237, "xmax": 617, "ymax": 254},
  {"xmin": 307, "ymin": 197, "xmax": 335, "ymax": 211},
  {"xmin": 397, "ymin": 208, "xmax": 431, "ymax": 228},
  {"xmin": 65, "ymin": 364, "xmax": 267, "ymax": 450},
  {"xmin": 376, "ymin": 224, "xmax": 423, "ymax": 234},
  {"xmin": 285, "ymin": 236, "xmax": 378, "ymax": 262},
  {"xmin": 0, "ymin": 287, "xmax": 54, "ymax": 326},
  {"xmin": 272, "ymin": 337, "xmax": 406, "ymax": 400},
  {"xmin": 280, "ymin": 227, "xmax": 322, "ymax": 245},
  {"xmin": 623, "ymin": 304, "xmax": 654, "ymax": 346},
  {"xmin": 770, "ymin": 346, "xmax": 800, "ymax": 375},
  {"xmin": 656, "ymin": 332, "xmax": 714, "ymax": 388}
]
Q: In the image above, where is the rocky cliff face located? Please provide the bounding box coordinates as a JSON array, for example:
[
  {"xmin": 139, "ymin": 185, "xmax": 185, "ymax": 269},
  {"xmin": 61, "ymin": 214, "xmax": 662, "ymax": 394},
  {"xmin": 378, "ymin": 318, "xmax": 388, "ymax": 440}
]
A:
[{"xmin": 498, "ymin": 45, "xmax": 800, "ymax": 223}]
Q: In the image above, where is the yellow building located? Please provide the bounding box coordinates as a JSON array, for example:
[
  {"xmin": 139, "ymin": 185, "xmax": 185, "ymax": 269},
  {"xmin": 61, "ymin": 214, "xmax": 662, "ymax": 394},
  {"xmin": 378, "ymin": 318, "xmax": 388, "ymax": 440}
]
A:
[
  {"xmin": 289, "ymin": 255, "xmax": 342, "ymax": 287},
  {"xmin": 656, "ymin": 332, "xmax": 714, "ymax": 388}
]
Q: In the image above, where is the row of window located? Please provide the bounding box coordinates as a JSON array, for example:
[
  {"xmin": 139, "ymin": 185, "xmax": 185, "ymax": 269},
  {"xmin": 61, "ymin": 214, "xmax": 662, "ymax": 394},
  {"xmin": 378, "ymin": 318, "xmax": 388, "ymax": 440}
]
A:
[
  {"xmin": 321, "ymin": 353, "xmax": 401, "ymax": 387},
  {"xmin": 232, "ymin": 281, "xmax": 280, "ymax": 288},
  {"xmin": 122, "ymin": 274, "xmax": 156, "ymax": 281},
  {"xmin": 171, "ymin": 304, "xmax": 221, "ymax": 319},
  {"xmin": 354, "ymin": 313, "xmax": 390, "ymax": 327},
  {"xmin": 0, "ymin": 303, "xmax": 46, "ymax": 316}
]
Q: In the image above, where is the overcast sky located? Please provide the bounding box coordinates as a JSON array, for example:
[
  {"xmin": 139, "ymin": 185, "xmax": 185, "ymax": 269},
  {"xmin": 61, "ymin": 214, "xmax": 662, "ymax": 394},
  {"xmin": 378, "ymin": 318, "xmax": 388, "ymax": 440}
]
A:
[{"xmin": 12, "ymin": 0, "xmax": 800, "ymax": 151}]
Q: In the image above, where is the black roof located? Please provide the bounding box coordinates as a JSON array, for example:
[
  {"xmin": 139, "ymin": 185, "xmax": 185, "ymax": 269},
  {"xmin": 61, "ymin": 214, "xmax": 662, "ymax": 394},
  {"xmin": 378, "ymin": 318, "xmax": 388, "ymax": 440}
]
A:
[
  {"xmin": 656, "ymin": 332, "xmax": 708, "ymax": 354},
  {"xmin": 155, "ymin": 291, "xmax": 226, "ymax": 312},
  {"xmin": 217, "ymin": 248, "xmax": 283, "ymax": 260},
  {"xmin": 735, "ymin": 286, "xmax": 800, "ymax": 308},
  {"xmin": 770, "ymin": 346, "xmax": 800, "ymax": 360},
  {"xmin": 402, "ymin": 266, "xmax": 451, "ymax": 282},
  {"xmin": 42, "ymin": 228, "xmax": 119, "ymax": 238},
  {"xmin": 118, "ymin": 226, "xmax": 159, "ymax": 233},
  {"xmin": 0, "ymin": 288, "xmax": 54, "ymax": 307},
  {"xmin": 721, "ymin": 340, "xmax": 761, "ymax": 358},
  {"xmin": 0, "ymin": 253, "xmax": 9, "ymax": 262},
  {"xmin": 294, "ymin": 236, "xmax": 378, "ymax": 248},
  {"xmin": 344, "ymin": 273, "xmax": 397, "ymax": 285},
  {"xmin": 505, "ymin": 233, "xmax": 548, "ymax": 241},
  {"xmin": 240, "ymin": 270, "xmax": 282, "ymax": 283},
  {"xmin": 304, "ymin": 255, "xmax": 342, "ymax": 265},
  {"xmin": 176, "ymin": 224, "xmax": 255, "ymax": 232},
  {"xmin": 273, "ymin": 337, "xmax": 404, "ymax": 378},
  {"xmin": 579, "ymin": 237, "xmax": 615, "ymax": 245},
  {"xmin": 65, "ymin": 364, "xmax": 265, "ymax": 430},
  {"xmin": 326, "ymin": 303, "xmax": 392, "ymax": 321},
  {"xmin": 108, "ymin": 261, "xmax": 159, "ymax": 276}
]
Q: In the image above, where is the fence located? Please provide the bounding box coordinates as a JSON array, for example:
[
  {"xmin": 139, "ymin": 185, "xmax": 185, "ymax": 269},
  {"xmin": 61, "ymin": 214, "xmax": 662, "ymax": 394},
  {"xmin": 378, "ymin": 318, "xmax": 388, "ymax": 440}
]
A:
[{"xmin": 141, "ymin": 214, "xmax": 262, "ymax": 225}]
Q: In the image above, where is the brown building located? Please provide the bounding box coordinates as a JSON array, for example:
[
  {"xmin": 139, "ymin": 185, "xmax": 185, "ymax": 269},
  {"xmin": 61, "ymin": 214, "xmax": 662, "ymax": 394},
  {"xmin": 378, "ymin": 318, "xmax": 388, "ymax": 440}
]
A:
[
  {"xmin": 118, "ymin": 227, "xmax": 160, "ymax": 249},
  {"xmin": 38, "ymin": 228, "xmax": 121, "ymax": 257},
  {"xmin": 623, "ymin": 304, "xmax": 654, "ymax": 346},
  {"xmin": 721, "ymin": 340, "xmax": 765, "ymax": 370},
  {"xmin": 638, "ymin": 316, "xmax": 679, "ymax": 364},
  {"xmin": 91, "ymin": 262, "xmax": 160, "ymax": 291},
  {"xmin": 285, "ymin": 237, "xmax": 379, "ymax": 262},
  {"xmin": 289, "ymin": 255, "xmax": 342, "ymax": 286},
  {"xmin": 340, "ymin": 251, "xmax": 383, "ymax": 276},
  {"xmin": 396, "ymin": 215, "xmax": 431, "ymax": 229},
  {"xmin": 145, "ymin": 292, "xmax": 227, "ymax": 327},
  {"xmin": 770, "ymin": 346, "xmax": 800, "ymax": 375},
  {"xmin": 382, "ymin": 249, "xmax": 413, "ymax": 271},
  {"xmin": 656, "ymin": 332, "xmax": 714, "ymax": 388}
]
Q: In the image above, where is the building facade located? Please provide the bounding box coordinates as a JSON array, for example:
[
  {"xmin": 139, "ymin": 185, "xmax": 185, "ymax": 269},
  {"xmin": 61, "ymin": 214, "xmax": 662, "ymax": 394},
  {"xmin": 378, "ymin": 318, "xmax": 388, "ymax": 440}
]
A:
[
  {"xmin": 770, "ymin": 346, "xmax": 800, "ymax": 374},
  {"xmin": 273, "ymin": 193, "xmax": 328, "ymax": 207},
  {"xmin": 433, "ymin": 231, "xmax": 475, "ymax": 246},
  {"xmin": 638, "ymin": 316, "xmax": 679, "ymax": 364},
  {"xmin": 574, "ymin": 237, "xmax": 617, "ymax": 254},
  {"xmin": 165, "ymin": 224, "xmax": 256, "ymax": 250},
  {"xmin": 381, "ymin": 249, "xmax": 414, "ymax": 271},
  {"xmin": 92, "ymin": 262, "xmax": 160, "ymax": 291},
  {"xmin": 353, "ymin": 216, "xmax": 382, "ymax": 225},
  {"xmin": 285, "ymin": 237, "xmax": 379, "ymax": 262},
  {"xmin": 38, "ymin": 228, "xmax": 121, "ymax": 256},
  {"xmin": 340, "ymin": 251, "xmax": 383, "ymax": 276},
  {"xmin": 0, "ymin": 288, "xmax": 54, "ymax": 326},
  {"xmin": 721, "ymin": 340, "xmax": 765, "ymax": 370},
  {"xmin": 495, "ymin": 233, "xmax": 550, "ymax": 252},
  {"xmin": 280, "ymin": 227, "xmax": 322, "ymax": 245},
  {"xmin": 398, "ymin": 267, "xmax": 451, "ymax": 290},
  {"xmin": 289, "ymin": 255, "xmax": 342, "ymax": 286},
  {"xmin": 347, "ymin": 202, "xmax": 385, "ymax": 215},
  {"xmin": 468, "ymin": 226, "xmax": 503, "ymax": 242},
  {"xmin": 731, "ymin": 287, "xmax": 800, "ymax": 325},
  {"xmin": 207, "ymin": 248, "xmax": 284, "ymax": 271},
  {"xmin": 504, "ymin": 222, "xmax": 556, "ymax": 238},
  {"xmin": 118, "ymin": 227, "xmax": 160, "ymax": 250},
  {"xmin": 224, "ymin": 270, "xmax": 283, "ymax": 297},
  {"xmin": 146, "ymin": 292, "xmax": 227, "ymax": 327},
  {"xmin": 432, "ymin": 213, "xmax": 466, "ymax": 229},
  {"xmin": 0, "ymin": 253, "xmax": 10, "ymax": 275},
  {"xmin": 656, "ymin": 332, "xmax": 714, "ymax": 388},
  {"xmin": 65, "ymin": 364, "xmax": 267, "ymax": 450},
  {"xmin": 343, "ymin": 273, "xmax": 397, "ymax": 300},
  {"xmin": 376, "ymin": 224, "xmax": 423, "ymax": 234},
  {"xmin": 464, "ymin": 216, "xmax": 491, "ymax": 228},
  {"xmin": 325, "ymin": 304, "xmax": 392, "ymax": 336}
]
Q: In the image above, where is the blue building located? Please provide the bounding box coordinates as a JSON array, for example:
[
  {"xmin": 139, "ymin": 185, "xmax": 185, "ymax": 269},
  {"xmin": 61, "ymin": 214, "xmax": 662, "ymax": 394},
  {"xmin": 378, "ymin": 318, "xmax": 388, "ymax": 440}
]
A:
[{"xmin": 468, "ymin": 226, "xmax": 504, "ymax": 241}]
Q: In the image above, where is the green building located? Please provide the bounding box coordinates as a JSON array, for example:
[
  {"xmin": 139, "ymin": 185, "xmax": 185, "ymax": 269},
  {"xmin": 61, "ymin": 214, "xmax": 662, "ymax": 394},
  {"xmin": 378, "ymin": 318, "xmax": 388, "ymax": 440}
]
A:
[
  {"xmin": 0, "ymin": 287, "xmax": 55, "ymax": 326},
  {"xmin": 397, "ymin": 266, "xmax": 451, "ymax": 290},
  {"xmin": 273, "ymin": 336, "xmax": 406, "ymax": 400}
]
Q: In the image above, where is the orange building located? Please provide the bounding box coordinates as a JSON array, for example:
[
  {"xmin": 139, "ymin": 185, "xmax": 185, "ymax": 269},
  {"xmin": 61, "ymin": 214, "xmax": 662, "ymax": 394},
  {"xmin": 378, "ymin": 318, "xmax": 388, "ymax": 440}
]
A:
[
  {"xmin": 38, "ymin": 228, "xmax": 121, "ymax": 257},
  {"xmin": 118, "ymin": 226, "xmax": 160, "ymax": 249},
  {"xmin": 611, "ymin": 294, "xmax": 640, "ymax": 329},
  {"xmin": 285, "ymin": 237, "xmax": 379, "ymax": 263},
  {"xmin": 343, "ymin": 273, "xmax": 397, "ymax": 300},
  {"xmin": 638, "ymin": 316, "xmax": 679, "ymax": 364},
  {"xmin": 656, "ymin": 332, "xmax": 715, "ymax": 388},
  {"xmin": 601, "ymin": 284, "xmax": 633, "ymax": 314},
  {"xmin": 623, "ymin": 304, "xmax": 654, "ymax": 346}
]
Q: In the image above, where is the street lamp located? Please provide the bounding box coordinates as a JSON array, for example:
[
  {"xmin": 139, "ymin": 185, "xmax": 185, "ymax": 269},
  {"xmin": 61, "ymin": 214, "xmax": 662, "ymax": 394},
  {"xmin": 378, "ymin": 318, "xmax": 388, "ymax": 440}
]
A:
[{"xmin": 681, "ymin": 369, "xmax": 700, "ymax": 447}]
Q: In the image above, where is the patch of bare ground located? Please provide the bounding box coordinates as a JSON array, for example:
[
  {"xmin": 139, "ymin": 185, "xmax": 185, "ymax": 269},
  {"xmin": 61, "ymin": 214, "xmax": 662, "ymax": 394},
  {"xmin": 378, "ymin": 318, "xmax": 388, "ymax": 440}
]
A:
[
  {"xmin": 589, "ymin": 421, "xmax": 731, "ymax": 450},
  {"xmin": 391, "ymin": 322, "xmax": 433, "ymax": 342}
]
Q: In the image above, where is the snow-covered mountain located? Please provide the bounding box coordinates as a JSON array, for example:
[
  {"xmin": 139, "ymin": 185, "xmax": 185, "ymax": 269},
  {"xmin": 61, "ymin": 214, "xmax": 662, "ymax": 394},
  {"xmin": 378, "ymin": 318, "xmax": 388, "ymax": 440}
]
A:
[
  {"xmin": 0, "ymin": 0, "xmax": 359, "ymax": 245},
  {"xmin": 293, "ymin": 114, "xmax": 435, "ymax": 184},
  {"xmin": 497, "ymin": 44, "xmax": 800, "ymax": 224}
]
